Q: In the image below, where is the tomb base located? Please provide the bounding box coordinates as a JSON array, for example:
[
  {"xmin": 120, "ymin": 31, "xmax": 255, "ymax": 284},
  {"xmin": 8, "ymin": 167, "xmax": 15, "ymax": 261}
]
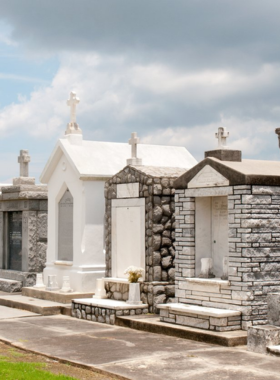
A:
[
  {"xmin": 105, "ymin": 278, "xmax": 174, "ymax": 313},
  {"xmin": 71, "ymin": 298, "xmax": 148, "ymax": 324},
  {"xmin": 247, "ymin": 325, "xmax": 280, "ymax": 354},
  {"xmin": 0, "ymin": 269, "xmax": 37, "ymax": 292},
  {"xmin": 158, "ymin": 303, "xmax": 241, "ymax": 331},
  {"xmin": 43, "ymin": 263, "xmax": 105, "ymax": 293}
]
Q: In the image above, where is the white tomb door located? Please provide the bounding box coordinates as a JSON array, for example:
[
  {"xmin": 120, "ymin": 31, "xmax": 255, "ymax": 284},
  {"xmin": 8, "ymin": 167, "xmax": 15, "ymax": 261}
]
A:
[
  {"xmin": 111, "ymin": 198, "xmax": 145, "ymax": 279},
  {"xmin": 58, "ymin": 189, "xmax": 73, "ymax": 261},
  {"xmin": 211, "ymin": 196, "xmax": 228, "ymax": 277},
  {"xmin": 195, "ymin": 196, "xmax": 228, "ymax": 278}
]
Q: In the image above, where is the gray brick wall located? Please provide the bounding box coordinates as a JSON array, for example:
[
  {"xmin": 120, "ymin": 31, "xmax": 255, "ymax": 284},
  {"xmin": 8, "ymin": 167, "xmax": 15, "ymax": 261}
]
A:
[{"xmin": 174, "ymin": 185, "xmax": 280, "ymax": 330}]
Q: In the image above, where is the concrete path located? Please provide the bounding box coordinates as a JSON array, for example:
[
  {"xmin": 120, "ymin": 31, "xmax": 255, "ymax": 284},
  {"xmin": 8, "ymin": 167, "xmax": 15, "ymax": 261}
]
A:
[
  {"xmin": 0, "ymin": 305, "xmax": 38, "ymax": 319},
  {"xmin": 0, "ymin": 314, "xmax": 279, "ymax": 380}
]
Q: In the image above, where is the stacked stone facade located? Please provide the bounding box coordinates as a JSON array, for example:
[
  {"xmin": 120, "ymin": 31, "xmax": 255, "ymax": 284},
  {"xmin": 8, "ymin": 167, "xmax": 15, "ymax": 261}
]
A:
[
  {"xmin": 0, "ymin": 185, "xmax": 48, "ymax": 289},
  {"xmin": 175, "ymin": 185, "xmax": 280, "ymax": 330},
  {"xmin": 104, "ymin": 165, "xmax": 186, "ymax": 312}
]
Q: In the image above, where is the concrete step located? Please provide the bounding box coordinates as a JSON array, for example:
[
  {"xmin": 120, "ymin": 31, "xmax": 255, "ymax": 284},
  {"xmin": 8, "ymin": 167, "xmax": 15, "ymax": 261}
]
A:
[
  {"xmin": 116, "ymin": 314, "xmax": 247, "ymax": 347},
  {"xmin": 0, "ymin": 294, "xmax": 70, "ymax": 316},
  {"xmin": 22, "ymin": 287, "xmax": 95, "ymax": 304},
  {"xmin": 0, "ymin": 278, "xmax": 22, "ymax": 293},
  {"xmin": 158, "ymin": 303, "xmax": 242, "ymax": 331}
]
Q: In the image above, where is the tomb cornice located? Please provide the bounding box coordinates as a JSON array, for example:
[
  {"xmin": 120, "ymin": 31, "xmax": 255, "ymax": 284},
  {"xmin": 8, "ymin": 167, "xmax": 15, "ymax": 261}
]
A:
[{"xmin": 174, "ymin": 157, "xmax": 280, "ymax": 189}]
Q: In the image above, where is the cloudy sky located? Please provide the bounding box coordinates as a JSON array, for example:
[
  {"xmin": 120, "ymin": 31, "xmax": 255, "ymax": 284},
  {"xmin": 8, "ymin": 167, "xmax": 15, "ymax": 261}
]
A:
[{"xmin": 0, "ymin": 0, "xmax": 280, "ymax": 182}]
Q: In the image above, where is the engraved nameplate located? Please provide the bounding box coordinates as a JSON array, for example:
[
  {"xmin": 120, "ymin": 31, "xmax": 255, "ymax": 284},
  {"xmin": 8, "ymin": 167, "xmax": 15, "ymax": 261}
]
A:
[
  {"xmin": 188, "ymin": 165, "xmax": 229, "ymax": 188},
  {"xmin": 117, "ymin": 183, "xmax": 139, "ymax": 198}
]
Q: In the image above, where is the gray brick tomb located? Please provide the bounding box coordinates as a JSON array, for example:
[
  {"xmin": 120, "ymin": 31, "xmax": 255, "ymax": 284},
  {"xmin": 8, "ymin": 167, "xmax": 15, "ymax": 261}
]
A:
[{"xmin": 0, "ymin": 150, "xmax": 48, "ymax": 291}]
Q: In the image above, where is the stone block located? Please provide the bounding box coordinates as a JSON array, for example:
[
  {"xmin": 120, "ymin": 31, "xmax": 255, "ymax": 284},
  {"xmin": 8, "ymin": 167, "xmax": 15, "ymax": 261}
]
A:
[
  {"xmin": 247, "ymin": 325, "xmax": 280, "ymax": 354},
  {"xmin": 268, "ymin": 293, "xmax": 280, "ymax": 326},
  {"xmin": 176, "ymin": 315, "xmax": 209, "ymax": 329},
  {"xmin": 210, "ymin": 317, "xmax": 228, "ymax": 327}
]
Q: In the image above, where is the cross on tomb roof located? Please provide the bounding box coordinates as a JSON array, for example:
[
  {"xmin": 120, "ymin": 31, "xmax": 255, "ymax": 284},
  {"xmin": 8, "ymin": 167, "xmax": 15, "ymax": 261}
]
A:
[
  {"xmin": 129, "ymin": 132, "xmax": 140, "ymax": 159},
  {"xmin": 67, "ymin": 91, "xmax": 80, "ymax": 124},
  {"xmin": 215, "ymin": 127, "xmax": 229, "ymax": 149},
  {"xmin": 18, "ymin": 150, "xmax": 30, "ymax": 177},
  {"xmin": 127, "ymin": 132, "xmax": 142, "ymax": 166}
]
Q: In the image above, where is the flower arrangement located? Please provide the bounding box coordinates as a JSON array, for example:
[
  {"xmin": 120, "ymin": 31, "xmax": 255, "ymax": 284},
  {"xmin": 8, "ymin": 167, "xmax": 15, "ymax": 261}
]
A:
[{"xmin": 124, "ymin": 266, "xmax": 144, "ymax": 283}]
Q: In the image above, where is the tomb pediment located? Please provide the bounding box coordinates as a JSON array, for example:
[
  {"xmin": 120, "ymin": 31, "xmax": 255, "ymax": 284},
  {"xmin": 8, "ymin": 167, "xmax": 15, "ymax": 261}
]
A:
[{"xmin": 188, "ymin": 165, "xmax": 229, "ymax": 188}]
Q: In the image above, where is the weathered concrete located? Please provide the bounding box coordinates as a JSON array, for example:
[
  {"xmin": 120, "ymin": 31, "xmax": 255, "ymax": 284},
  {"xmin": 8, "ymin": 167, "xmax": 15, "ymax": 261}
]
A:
[
  {"xmin": 0, "ymin": 305, "xmax": 38, "ymax": 319},
  {"xmin": 0, "ymin": 315, "xmax": 279, "ymax": 380},
  {"xmin": 0, "ymin": 294, "xmax": 69, "ymax": 315},
  {"xmin": 116, "ymin": 315, "xmax": 247, "ymax": 347},
  {"xmin": 22, "ymin": 287, "xmax": 95, "ymax": 304}
]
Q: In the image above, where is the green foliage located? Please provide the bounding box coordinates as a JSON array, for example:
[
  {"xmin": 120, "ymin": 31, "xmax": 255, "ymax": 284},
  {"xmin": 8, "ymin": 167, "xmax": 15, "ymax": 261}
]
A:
[{"xmin": 0, "ymin": 360, "xmax": 76, "ymax": 379}]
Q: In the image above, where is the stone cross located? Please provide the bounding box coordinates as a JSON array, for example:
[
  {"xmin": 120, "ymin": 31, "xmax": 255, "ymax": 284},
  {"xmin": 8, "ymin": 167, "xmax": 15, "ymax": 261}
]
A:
[
  {"xmin": 129, "ymin": 132, "xmax": 140, "ymax": 159},
  {"xmin": 67, "ymin": 91, "xmax": 80, "ymax": 124},
  {"xmin": 275, "ymin": 128, "xmax": 280, "ymax": 148},
  {"xmin": 18, "ymin": 150, "xmax": 30, "ymax": 177},
  {"xmin": 215, "ymin": 127, "xmax": 229, "ymax": 149}
]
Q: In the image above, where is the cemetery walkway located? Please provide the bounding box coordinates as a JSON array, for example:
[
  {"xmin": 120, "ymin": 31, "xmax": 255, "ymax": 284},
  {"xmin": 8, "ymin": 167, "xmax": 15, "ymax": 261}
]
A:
[{"xmin": 0, "ymin": 311, "xmax": 279, "ymax": 380}]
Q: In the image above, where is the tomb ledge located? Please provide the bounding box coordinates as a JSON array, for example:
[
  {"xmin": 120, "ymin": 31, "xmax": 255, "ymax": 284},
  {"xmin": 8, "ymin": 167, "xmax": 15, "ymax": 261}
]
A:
[
  {"xmin": 54, "ymin": 260, "xmax": 73, "ymax": 266},
  {"xmin": 185, "ymin": 278, "xmax": 229, "ymax": 286}
]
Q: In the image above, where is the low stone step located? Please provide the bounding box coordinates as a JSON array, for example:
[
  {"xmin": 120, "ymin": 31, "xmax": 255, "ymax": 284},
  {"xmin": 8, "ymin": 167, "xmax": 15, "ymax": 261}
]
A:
[
  {"xmin": 0, "ymin": 294, "xmax": 69, "ymax": 316},
  {"xmin": 71, "ymin": 298, "xmax": 149, "ymax": 324},
  {"xmin": 158, "ymin": 303, "xmax": 241, "ymax": 331},
  {"xmin": 0, "ymin": 278, "xmax": 22, "ymax": 293},
  {"xmin": 116, "ymin": 314, "xmax": 247, "ymax": 347},
  {"xmin": 267, "ymin": 345, "xmax": 280, "ymax": 356}
]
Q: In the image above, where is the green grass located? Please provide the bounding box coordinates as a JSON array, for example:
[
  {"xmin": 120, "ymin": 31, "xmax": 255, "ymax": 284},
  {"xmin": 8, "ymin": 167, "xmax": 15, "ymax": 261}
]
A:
[{"xmin": 0, "ymin": 360, "xmax": 77, "ymax": 379}]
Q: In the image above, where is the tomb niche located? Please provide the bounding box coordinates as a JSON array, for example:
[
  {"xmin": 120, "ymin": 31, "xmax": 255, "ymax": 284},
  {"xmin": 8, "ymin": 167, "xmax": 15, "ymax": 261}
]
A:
[
  {"xmin": 0, "ymin": 150, "xmax": 48, "ymax": 292},
  {"xmin": 58, "ymin": 189, "xmax": 73, "ymax": 262},
  {"xmin": 104, "ymin": 133, "xmax": 190, "ymax": 313}
]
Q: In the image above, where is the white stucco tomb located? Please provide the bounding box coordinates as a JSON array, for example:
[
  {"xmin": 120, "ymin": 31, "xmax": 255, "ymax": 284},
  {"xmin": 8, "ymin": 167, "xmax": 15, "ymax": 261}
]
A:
[{"xmin": 40, "ymin": 92, "xmax": 197, "ymax": 292}]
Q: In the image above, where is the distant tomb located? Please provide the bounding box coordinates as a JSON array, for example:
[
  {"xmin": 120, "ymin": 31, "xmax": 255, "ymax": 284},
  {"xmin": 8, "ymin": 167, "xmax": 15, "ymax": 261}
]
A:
[{"xmin": 0, "ymin": 150, "xmax": 48, "ymax": 292}]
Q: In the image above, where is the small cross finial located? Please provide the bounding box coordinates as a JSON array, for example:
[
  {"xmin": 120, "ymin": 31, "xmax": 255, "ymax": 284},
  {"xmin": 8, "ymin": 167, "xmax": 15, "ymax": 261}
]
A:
[
  {"xmin": 127, "ymin": 132, "xmax": 142, "ymax": 166},
  {"xmin": 18, "ymin": 150, "xmax": 30, "ymax": 177},
  {"xmin": 65, "ymin": 91, "xmax": 82, "ymax": 136},
  {"xmin": 215, "ymin": 127, "xmax": 229, "ymax": 149},
  {"xmin": 67, "ymin": 91, "xmax": 79, "ymax": 123},
  {"xmin": 129, "ymin": 132, "xmax": 140, "ymax": 159}
]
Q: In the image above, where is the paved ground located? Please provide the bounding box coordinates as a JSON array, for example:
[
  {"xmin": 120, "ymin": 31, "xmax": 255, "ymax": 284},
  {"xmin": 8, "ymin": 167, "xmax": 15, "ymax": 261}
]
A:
[
  {"xmin": 0, "ymin": 305, "xmax": 38, "ymax": 319},
  {"xmin": 0, "ymin": 309, "xmax": 279, "ymax": 380}
]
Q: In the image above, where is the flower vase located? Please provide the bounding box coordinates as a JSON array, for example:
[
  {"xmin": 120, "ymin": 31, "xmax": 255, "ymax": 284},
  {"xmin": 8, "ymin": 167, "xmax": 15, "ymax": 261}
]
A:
[{"xmin": 127, "ymin": 282, "xmax": 142, "ymax": 305}]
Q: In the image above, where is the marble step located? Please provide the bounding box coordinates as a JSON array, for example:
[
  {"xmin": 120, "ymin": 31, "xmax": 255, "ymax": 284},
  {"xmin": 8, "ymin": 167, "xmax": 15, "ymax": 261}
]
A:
[
  {"xmin": 158, "ymin": 303, "xmax": 242, "ymax": 331},
  {"xmin": 0, "ymin": 278, "xmax": 22, "ymax": 293}
]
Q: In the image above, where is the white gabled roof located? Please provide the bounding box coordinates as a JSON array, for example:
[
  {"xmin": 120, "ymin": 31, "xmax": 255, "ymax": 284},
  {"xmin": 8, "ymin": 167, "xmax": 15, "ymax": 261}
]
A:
[{"xmin": 40, "ymin": 137, "xmax": 197, "ymax": 183}]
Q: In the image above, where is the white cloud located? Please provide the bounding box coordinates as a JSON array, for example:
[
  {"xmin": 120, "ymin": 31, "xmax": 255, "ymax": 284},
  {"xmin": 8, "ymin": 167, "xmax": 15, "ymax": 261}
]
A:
[{"xmin": 141, "ymin": 117, "xmax": 279, "ymax": 161}]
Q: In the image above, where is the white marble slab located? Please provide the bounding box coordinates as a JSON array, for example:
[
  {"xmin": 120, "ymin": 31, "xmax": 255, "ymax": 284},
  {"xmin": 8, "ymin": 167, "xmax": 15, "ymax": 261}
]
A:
[
  {"xmin": 117, "ymin": 183, "xmax": 139, "ymax": 198},
  {"xmin": 72, "ymin": 298, "xmax": 148, "ymax": 310},
  {"xmin": 157, "ymin": 303, "xmax": 240, "ymax": 317}
]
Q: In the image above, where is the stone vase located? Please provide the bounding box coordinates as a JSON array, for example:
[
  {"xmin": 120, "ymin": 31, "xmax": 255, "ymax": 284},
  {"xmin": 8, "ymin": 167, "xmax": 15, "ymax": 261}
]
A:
[{"xmin": 127, "ymin": 282, "xmax": 142, "ymax": 305}]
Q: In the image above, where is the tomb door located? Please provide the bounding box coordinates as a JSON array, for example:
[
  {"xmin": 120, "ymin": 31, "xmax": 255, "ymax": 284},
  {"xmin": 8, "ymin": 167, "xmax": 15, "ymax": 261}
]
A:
[
  {"xmin": 195, "ymin": 196, "xmax": 228, "ymax": 278},
  {"xmin": 112, "ymin": 198, "xmax": 145, "ymax": 279},
  {"xmin": 211, "ymin": 196, "xmax": 228, "ymax": 277},
  {"xmin": 58, "ymin": 189, "xmax": 73, "ymax": 261},
  {"xmin": 8, "ymin": 212, "xmax": 22, "ymax": 271}
]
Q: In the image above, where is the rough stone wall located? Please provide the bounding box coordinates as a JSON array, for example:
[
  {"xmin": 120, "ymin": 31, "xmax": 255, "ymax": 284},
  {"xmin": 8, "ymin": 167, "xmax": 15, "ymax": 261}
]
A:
[
  {"xmin": 104, "ymin": 166, "xmax": 177, "ymax": 312},
  {"xmin": 175, "ymin": 185, "xmax": 280, "ymax": 330}
]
